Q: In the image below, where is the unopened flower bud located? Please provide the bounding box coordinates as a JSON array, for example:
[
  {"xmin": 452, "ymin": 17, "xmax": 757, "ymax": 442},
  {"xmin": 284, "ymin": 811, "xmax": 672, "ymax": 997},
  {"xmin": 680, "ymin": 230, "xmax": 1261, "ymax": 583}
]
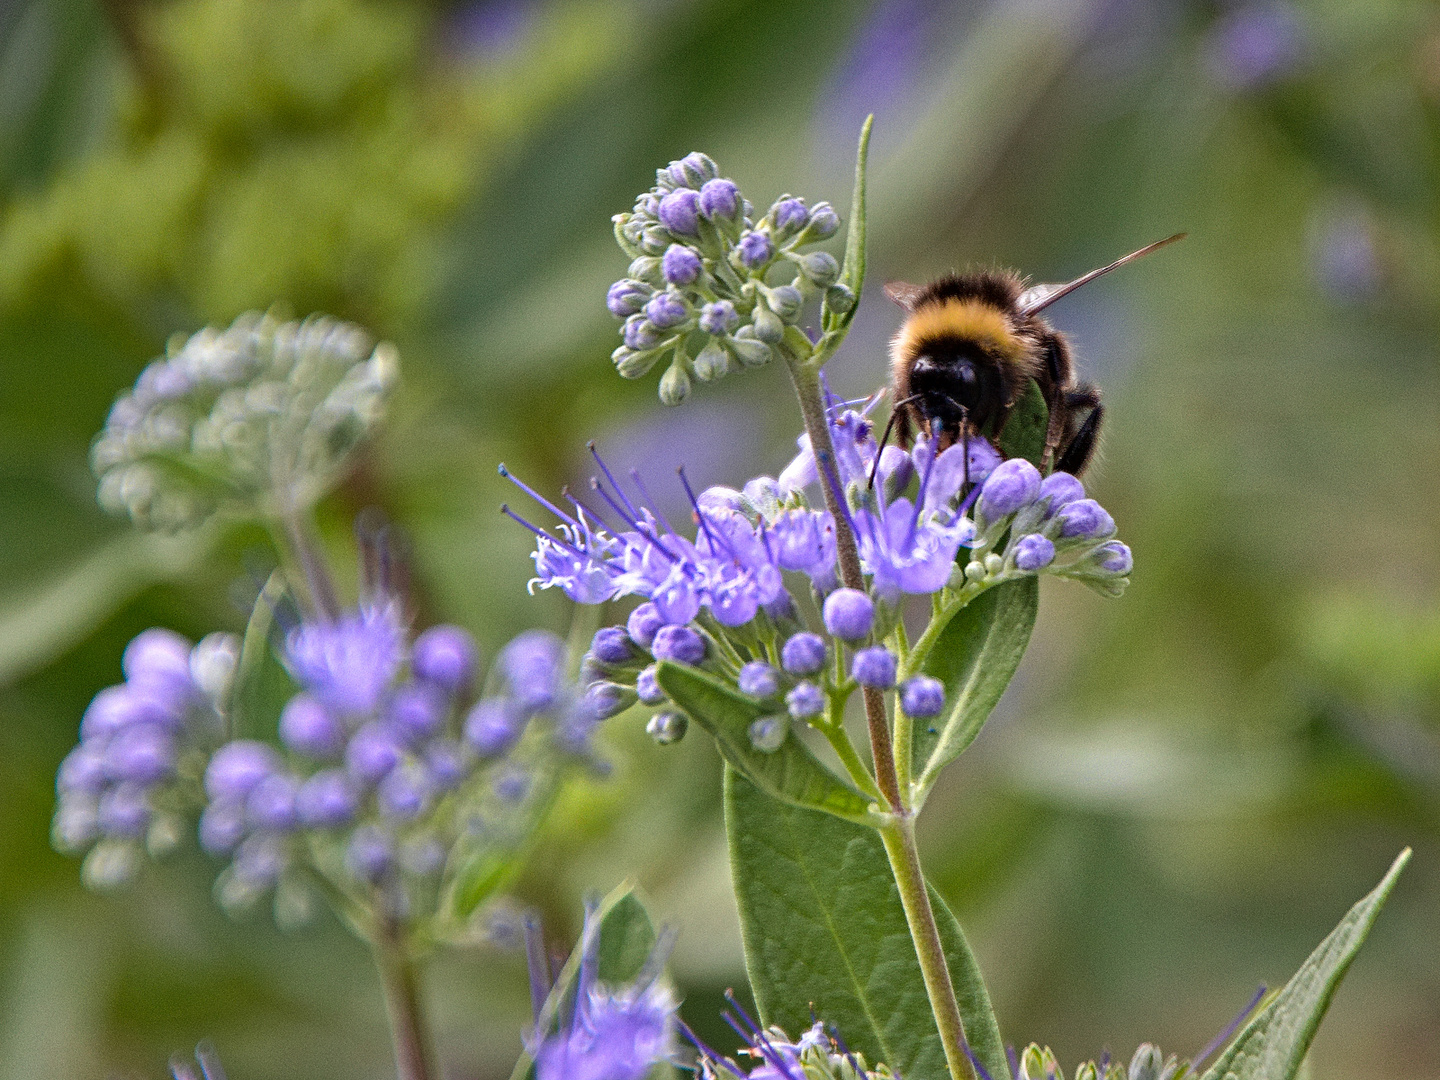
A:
[
  {"xmin": 651, "ymin": 624, "xmax": 706, "ymax": 665},
  {"xmin": 1093, "ymin": 540, "xmax": 1133, "ymax": 575},
  {"xmin": 641, "ymin": 225, "xmax": 671, "ymax": 255},
  {"xmin": 627, "ymin": 603, "xmax": 664, "ymax": 647},
  {"xmin": 613, "ymin": 346, "xmax": 660, "ymax": 379},
  {"xmin": 852, "ymin": 646, "xmax": 896, "ymax": 689},
  {"xmin": 636, "ymin": 664, "xmax": 666, "ymax": 705},
  {"xmin": 1013, "ymin": 534, "xmax": 1056, "ymax": 571},
  {"xmin": 607, "ymin": 279, "xmax": 651, "ymax": 317},
  {"xmin": 1055, "ymin": 498, "xmax": 1115, "ymax": 540},
  {"xmin": 280, "ymin": 694, "xmax": 345, "ymax": 758},
  {"xmin": 900, "ymin": 676, "xmax": 945, "ymax": 719},
  {"xmin": 737, "ymin": 231, "xmax": 773, "ymax": 269},
  {"xmin": 412, "ymin": 625, "xmax": 478, "ymax": 693},
  {"xmin": 661, "ymin": 244, "xmax": 702, "ymax": 285},
  {"xmin": 825, "ymin": 284, "xmax": 856, "ymax": 313},
  {"xmin": 771, "ymin": 198, "xmax": 808, "ymax": 238},
  {"xmin": 628, "ymin": 256, "xmax": 663, "ymax": 284},
  {"xmin": 624, "ymin": 315, "xmax": 663, "ymax": 351},
  {"xmin": 699, "ymin": 300, "xmax": 740, "ymax": 335},
  {"xmin": 464, "ymin": 700, "xmax": 524, "ymax": 758},
  {"xmin": 668, "ymin": 152, "xmax": 716, "ymax": 188},
  {"xmin": 699, "ymin": 177, "xmax": 741, "ymax": 220},
  {"xmin": 205, "ymin": 741, "xmax": 280, "ymax": 802},
  {"xmin": 645, "ymin": 291, "xmax": 690, "ymax": 330},
  {"xmin": 738, "ymin": 661, "xmax": 780, "ymax": 699},
  {"xmin": 658, "ymin": 361, "xmax": 691, "ymax": 406},
  {"xmin": 727, "ymin": 336, "xmax": 772, "ymax": 368},
  {"xmin": 781, "ymin": 632, "xmax": 827, "ymax": 675},
  {"xmin": 590, "ymin": 626, "xmax": 634, "ymax": 665},
  {"xmin": 1038, "ymin": 471, "xmax": 1085, "ymax": 516},
  {"xmin": 978, "ymin": 458, "xmax": 1042, "ymax": 521},
  {"xmin": 748, "ymin": 714, "xmax": 788, "ymax": 752},
  {"xmin": 823, "ymin": 588, "xmax": 874, "ymax": 641},
  {"xmin": 751, "ymin": 304, "xmax": 784, "ymax": 344},
  {"xmin": 785, "ymin": 681, "xmax": 825, "ymax": 719},
  {"xmin": 646, "ymin": 710, "xmax": 688, "ymax": 745},
  {"xmin": 798, "ymin": 201, "xmax": 840, "ymax": 242},
  {"xmin": 797, "ymin": 251, "xmax": 840, "ymax": 288},
  {"xmin": 658, "ymin": 189, "xmax": 701, "ymax": 236},
  {"xmin": 346, "ymin": 826, "xmax": 393, "ymax": 884},
  {"xmin": 765, "ymin": 285, "xmax": 803, "ymax": 321},
  {"xmin": 693, "ymin": 342, "xmax": 729, "ymax": 382}
]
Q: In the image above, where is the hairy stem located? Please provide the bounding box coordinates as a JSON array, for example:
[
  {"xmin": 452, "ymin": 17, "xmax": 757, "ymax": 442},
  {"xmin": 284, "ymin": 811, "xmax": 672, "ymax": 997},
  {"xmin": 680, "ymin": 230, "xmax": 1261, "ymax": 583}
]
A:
[
  {"xmin": 373, "ymin": 921, "xmax": 435, "ymax": 1080},
  {"xmin": 879, "ymin": 816, "xmax": 975, "ymax": 1080},
  {"xmin": 786, "ymin": 357, "xmax": 902, "ymax": 811}
]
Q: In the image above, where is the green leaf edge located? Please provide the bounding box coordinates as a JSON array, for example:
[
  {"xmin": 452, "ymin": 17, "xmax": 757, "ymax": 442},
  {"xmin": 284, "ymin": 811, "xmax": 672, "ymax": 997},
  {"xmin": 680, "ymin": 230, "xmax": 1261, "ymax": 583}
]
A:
[
  {"xmin": 655, "ymin": 660, "xmax": 872, "ymax": 823},
  {"xmin": 821, "ymin": 114, "xmax": 872, "ymax": 341},
  {"xmin": 1199, "ymin": 848, "xmax": 1411, "ymax": 1080}
]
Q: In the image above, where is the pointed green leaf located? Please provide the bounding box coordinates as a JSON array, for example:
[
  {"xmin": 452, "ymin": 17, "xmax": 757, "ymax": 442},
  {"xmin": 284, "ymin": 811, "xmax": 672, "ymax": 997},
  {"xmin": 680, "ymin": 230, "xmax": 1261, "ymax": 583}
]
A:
[
  {"xmin": 915, "ymin": 577, "xmax": 1037, "ymax": 796},
  {"xmin": 726, "ymin": 768, "xmax": 1007, "ymax": 1080},
  {"xmin": 1200, "ymin": 849, "xmax": 1411, "ymax": 1080},
  {"xmin": 655, "ymin": 661, "xmax": 872, "ymax": 823},
  {"xmin": 996, "ymin": 378, "xmax": 1048, "ymax": 468},
  {"xmin": 228, "ymin": 571, "xmax": 301, "ymax": 742},
  {"xmin": 821, "ymin": 115, "xmax": 872, "ymax": 339}
]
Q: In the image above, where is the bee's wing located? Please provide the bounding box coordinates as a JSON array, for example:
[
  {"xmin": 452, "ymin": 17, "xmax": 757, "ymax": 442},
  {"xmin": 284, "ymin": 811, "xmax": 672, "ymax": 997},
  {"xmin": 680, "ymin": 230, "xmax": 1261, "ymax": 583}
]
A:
[
  {"xmin": 1017, "ymin": 233, "xmax": 1186, "ymax": 317},
  {"xmin": 883, "ymin": 280, "xmax": 927, "ymax": 311}
]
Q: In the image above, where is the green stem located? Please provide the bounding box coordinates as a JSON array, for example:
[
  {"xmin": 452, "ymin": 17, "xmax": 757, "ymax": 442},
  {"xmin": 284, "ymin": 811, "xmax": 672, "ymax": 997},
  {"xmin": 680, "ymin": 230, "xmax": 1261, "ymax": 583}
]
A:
[
  {"xmin": 787, "ymin": 357, "xmax": 902, "ymax": 812},
  {"xmin": 879, "ymin": 816, "xmax": 975, "ymax": 1080},
  {"xmin": 373, "ymin": 920, "xmax": 436, "ymax": 1080},
  {"xmin": 275, "ymin": 511, "xmax": 341, "ymax": 621}
]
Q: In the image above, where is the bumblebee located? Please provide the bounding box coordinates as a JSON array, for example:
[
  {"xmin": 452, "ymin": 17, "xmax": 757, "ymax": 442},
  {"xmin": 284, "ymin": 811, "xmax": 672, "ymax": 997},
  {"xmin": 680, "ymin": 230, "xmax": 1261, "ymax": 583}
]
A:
[{"xmin": 882, "ymin": 234, "xmax": 1183, "ymax": 477}]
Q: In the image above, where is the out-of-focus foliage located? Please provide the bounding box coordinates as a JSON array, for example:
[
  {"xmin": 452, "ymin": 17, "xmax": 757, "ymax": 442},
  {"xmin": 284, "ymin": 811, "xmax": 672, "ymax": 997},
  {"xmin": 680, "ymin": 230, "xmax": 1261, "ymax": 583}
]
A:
[{"xmin": 1, "ymin": 0, "xmax": 1437, "ymax": 1078}]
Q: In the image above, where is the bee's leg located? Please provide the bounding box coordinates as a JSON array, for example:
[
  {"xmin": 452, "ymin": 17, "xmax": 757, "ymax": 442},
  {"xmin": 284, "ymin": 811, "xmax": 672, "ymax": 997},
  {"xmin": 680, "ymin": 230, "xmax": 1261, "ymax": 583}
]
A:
[
  {"xmin": 868, "ymin": 395, "xmax": 921, "ymax": 489},
  {"xmin": 1038, "ymin": 332, "xmax": 1073, "ymax": 472},
  {"xmin": 1055, "ymin": 399, "xmax": 1103, "ymax": 476}
]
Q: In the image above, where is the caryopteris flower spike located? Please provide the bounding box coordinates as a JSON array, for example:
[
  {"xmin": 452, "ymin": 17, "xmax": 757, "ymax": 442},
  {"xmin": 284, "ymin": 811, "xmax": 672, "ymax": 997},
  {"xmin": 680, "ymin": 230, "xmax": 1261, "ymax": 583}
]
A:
[
  {"xmin": 92, "ymin": 311, "xmax": 396, "ymax": 531},
  {"xmin": 609, "ymin": 152, "xmax": 844, "ymax": 402}
]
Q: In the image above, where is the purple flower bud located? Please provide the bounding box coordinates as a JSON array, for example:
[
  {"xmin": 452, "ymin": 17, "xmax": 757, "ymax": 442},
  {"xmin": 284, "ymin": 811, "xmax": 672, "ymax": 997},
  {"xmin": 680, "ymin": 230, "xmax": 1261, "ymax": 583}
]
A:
[
  {"xmin": 623, "ymin": 315, "xmax": 663, "ymax": 351},
  {"xmin": 657, "ymin": 189, "xmax": 700, "ymax": 236},
  {"xmin": 823, "ymin": 588, "xmax": 874, "ymax": 641},
  {"xmin": 661, "ymin": 244, "xmax": 702, "ymax": 285},
  {"xmin": 737, "ymin": 231, "xmax": 773, "ymax": 269},
  {"xmin": 501, "ymin": 630, "xmax": 565, "ymax": 713},
  {"xmin": 199, "ymin": 801, "xmax": 246, "ymax": 855},
  {"xmin": 279, "ymin": 694, "xmax": 345, "ymax": 759},
  {"xmin": 345, "ymin": 723, "xmax": 404, "ymax": 785},
  {"xmin": 1094, "ymin": 541, "xmax": 1133, "ymax": 574},
  {"xmin": 246, "ymin": 773, "xmax": 299, "ymax": 832},
  {"xmin": 786, "ymin": 681, "xmax": 825, "ymax": 719},
  {"xmin": 585, "ymin": 681, "xmax": 629, "ymax": 719},
  {"xmin": 400, "ymin": 837, "xmax": 446, "ymax": 877},
  {"xmin": 412, "ymin": 625, "xmax": 478, "ymax": 693},
  {"xmin": 852, "ymin": 647, "xmax": 897, "ymax": 689},
  {"xmin": 772, "ymin": 198, "xmax": 808, "ymax": 235},
  {"xmin": 103, "ymin": 724, "xmax": 176, "ymax": 784},
  {"xmin": 1038, "ymin": 472, "xmax": 1085, "ymax": 516},
  {"xmin": 646, "ymin": 710, "xmax": 687, "ymax": 744},
  {"xmin": 651, "ymin": 625, "xmax": 706, "ymax": 665},
  {"xmin": 390, "ymin": 682, "xmax": 447, "ymax": 744},
  {"xmin": 52, "ymin": 798, "xmax": 99, "ymax": 852},
  {"xmin": 464, "ymin": 699, "xmax": 524, "ymax": 757},
  {"xmin": 295, "ymin": 769, "xmax": 359, "ymax": 827},
  {"xmin": 670, "ymin": 152, "xmax": 717, "ymax": 188},
  {"xmin": 80, "ymin": 685, "xmax": 148, "ymax": 740},
  {"xmin": 378, "ymin": 764, "xmax": 431, "ymax": 821},
  {"xmin": 346, "ymin": 826, "xmax": 393, "ymax": 884},
  {"xmin": 1013, "ymin": 534, "xmax": 1056, "ymax": 571},
  {"xmin": 803, "ymin": 202, "xmax": 840, "ymax": 240},
  {"xmin": 699, "ymin": 178, "xmax": 740, "ymax": 219},
  {"xmin": 699, "ymin": 300, "xmax": 740, "ymax": 336},
  {"xmin": 900, "ymin": 676, "xmax": 946, "ymax": 719},
  {"xmin": 425, "ymin": 739, "xmax": 470, "ymax": 791},
  {"xmin": 636, "ymin": 665, "xmax": 666, "ymax": 705},
  {"xmin": 494, "ymin": 767, "xmax": 531, "ymax": 802},
  {"xmin": 1055, "ymin": 498, "xmax": 1116, "ymax": 540},
  {"xmin": 591, "ymin": 626, "xmax": 634, "ymax": 665},
  {"xmin": 978, "ymin": 458, "xmax": 1042, "ymax": 521},
  {"xmin": 607, "ymin": 279, "xmax": 651, "ymax": 317},
  {"xmin": 644, "ymin": 291, "xmax": 690, "ymax": 329},
  {"xmin": 627, "ymin": 602, "xmax": 664, "ymax": 648},
  {"xmin": 58, "ymin": 744, "xmax": 109, "ymax": 795},
  {"xmin": 781, "ymin": 632, "xmax": 826, "ymax": 676},
  {"xmin": 232, "ymin": 835, "xmax": 286, "ymax": 888},
  {"xmin": 122, "ymin": 628, "xmax": 195, "ymax": 699},
  {"xmin": 738, "ymin": 661, "xmax": 780, "ymax": 699},
  {"xmin": 205, "ymin": 741, "xmax": 281, "ymax": 802},
  {"xmin": 748, "ymin": 714, "xmax": 788, "ymax": 752},
  {"xmin": 97, "ymin": 783, "xmax": 150, "ymax": 838}
]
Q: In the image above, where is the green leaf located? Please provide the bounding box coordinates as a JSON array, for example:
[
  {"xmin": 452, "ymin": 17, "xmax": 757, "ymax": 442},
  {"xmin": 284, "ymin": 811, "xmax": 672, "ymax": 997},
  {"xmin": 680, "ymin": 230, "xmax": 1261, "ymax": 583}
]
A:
[
  {"xmin": 821, "ymin": 114, "xmax": 872, "ymax": 338},
  {"xmin": 996, "ymin": 378, "xmax": 1048, "ymax": 468},
  {"xmin": 1200, "ymin": 848, "xmax": 1411, "ymax": 1080},
  {"xmin": 726, "ymin": 768, "xmax": 1007, "ymax": 1080},
  {"xmin": 227, "ymin": 571, "xmax": 301, "ymax": 742},
  {"xmin": 915, "ymin": 577, "xmax": 1038, "ymax": 796},
  {"xmin": 655, "ymin": 661, "xmax": 872, "ymax": 823}
]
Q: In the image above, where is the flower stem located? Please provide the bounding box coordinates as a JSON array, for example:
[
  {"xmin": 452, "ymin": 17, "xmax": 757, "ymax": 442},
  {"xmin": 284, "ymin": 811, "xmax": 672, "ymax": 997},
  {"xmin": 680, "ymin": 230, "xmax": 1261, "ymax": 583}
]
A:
[
  {"xmin": 879, "ymin": 815, "xmax": 976, "ymax": 1080},
  {"xmin": 276, "ymin": 511, "xmax": 341, "ymax": 622},
  {"xmin": 786, "ymin": 357, "xmax": 902, "ymax": 812},
  {"xmin": 373, "ymin": 920, "xmax": 435, "ymax": 1080}
]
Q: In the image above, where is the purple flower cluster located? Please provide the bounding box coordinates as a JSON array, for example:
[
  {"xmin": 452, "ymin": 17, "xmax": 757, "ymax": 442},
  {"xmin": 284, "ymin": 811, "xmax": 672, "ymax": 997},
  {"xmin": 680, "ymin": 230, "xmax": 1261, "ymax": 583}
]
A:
[
  {"xmin": 53, "ymin": 629, "xmax": 233, "ymax": 888},
  {"xmin": 526, "ymin": 903, "xmax": 678, "ymax": 1080},
  {"xmin": 608, "ymin": 152, "xmax": 845, "ymax": 403},
  {"xmin": 692, "ymin": 993, "xmax": 890, "ymax": 1079},
  {"xmin": 193, "ymin": 611, "xmax": 589, "ymax": 908}
]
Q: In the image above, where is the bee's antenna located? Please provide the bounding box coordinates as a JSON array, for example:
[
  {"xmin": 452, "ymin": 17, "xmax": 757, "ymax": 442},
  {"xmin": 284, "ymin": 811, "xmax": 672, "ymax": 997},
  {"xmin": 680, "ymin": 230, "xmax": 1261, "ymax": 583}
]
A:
[{"xmin": 868, "ymin": 394, "xmax": 920, "ymax": 490}]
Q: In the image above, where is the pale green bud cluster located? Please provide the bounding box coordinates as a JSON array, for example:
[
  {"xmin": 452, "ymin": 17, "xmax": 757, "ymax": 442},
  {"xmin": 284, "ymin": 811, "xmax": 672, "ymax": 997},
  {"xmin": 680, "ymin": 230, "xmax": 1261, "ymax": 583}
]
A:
[
  {"xmin": 1015, "ymin": 1043, "xmax": 1187, "ymax": 1080},
  {"xmin": 92, "ymin": 312, "xmax": 397, "ymax": 530}
]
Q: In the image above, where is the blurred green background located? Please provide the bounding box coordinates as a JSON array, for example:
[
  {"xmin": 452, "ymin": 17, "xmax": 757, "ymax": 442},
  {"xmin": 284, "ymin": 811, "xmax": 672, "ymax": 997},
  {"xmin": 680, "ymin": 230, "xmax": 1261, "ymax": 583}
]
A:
[{"xmin": 1, "ymin": 0, "xmax": 1437, "ymax": 1076}]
